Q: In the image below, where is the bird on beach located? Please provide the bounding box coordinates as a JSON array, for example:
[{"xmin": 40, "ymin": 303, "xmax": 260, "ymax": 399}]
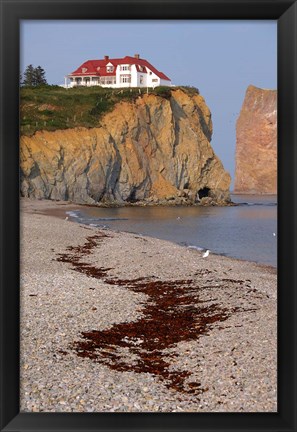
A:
[
  {"xmin": 202, "ymin": 249, "xmax": 210, "ymax": 258},
  {"xmin": 65, "ymin": 216, "xmax": 69, "ymax": 221}
]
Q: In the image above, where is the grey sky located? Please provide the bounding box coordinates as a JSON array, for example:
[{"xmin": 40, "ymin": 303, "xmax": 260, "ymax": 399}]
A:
[{"xmin": 20, "ymin": 20, "xmax": 277, "ymax": 189}]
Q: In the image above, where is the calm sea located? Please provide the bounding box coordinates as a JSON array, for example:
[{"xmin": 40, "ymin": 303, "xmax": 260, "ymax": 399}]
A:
[{"xmin": 66, "ymin": 194, "xmax": 277, "ymax": 267}]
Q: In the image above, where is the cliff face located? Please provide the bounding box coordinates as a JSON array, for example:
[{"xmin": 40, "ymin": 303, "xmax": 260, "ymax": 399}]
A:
[
  {"xmin": 234, "ymin": 85, "xmax": 277, "ymax": 194},
  {"xmin": 20, "ymin": 89, "xmax": 231, "ymax": 205}
]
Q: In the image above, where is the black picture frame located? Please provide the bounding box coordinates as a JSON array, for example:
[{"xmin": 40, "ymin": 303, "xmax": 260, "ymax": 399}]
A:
[{"xmin": 0, "ymin": 0, "xmax": 296, "ymax": 431}]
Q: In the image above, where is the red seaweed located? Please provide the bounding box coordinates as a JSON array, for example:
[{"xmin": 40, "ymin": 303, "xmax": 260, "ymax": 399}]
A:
[{"xmin": 56, "ymin": 232, "xmax": 260, "ymax": 395}]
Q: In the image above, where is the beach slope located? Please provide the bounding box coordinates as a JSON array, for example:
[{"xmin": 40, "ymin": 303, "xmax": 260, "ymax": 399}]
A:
[{"xmin": 20, "ymin": 199, "xmax": 277, "ymax": 412}]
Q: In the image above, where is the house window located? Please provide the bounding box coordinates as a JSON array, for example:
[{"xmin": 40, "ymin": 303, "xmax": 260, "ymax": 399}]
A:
[
  {"xmin": 120, "ymin": 74, "xmax": 131, "ymax": 83},
  {"xmin": 106, "ymin": 76, "xmax": 115, "ymax": 85},
  {"xmin": 82, "ymin": 67, "xmax": 88, "ymax": 73},
  {"xmin": 140, "ymin": 75, "xmax": 143, "ymax": 84},
  {"xmin": 120, "ymin": 65, "xmax": 130, "ymax": 71},
  {"xmin": 106, "ymin": 66, "xmax": 114, "ymax": 73},
  {"xmin": 100, "ymin": 76, "xmax": 116, "ymax": 85},
  {"xmin": 152, "ymin": 79, "xmax": 158, "ymax": 82}
]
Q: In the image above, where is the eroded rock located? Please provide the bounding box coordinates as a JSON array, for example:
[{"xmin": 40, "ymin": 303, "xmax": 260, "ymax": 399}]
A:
[
  {"xmin": 20, "ymin": 89, "xmax": 231, "ymax": 205},
  {"xmin": 234, "ymin": 85, "xmax": 277, "ymax": 194}
]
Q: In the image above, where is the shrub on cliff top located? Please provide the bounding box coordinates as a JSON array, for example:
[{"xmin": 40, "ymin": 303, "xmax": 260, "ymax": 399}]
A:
[
  {"xmin": 178, "ymin": 86, "xmax": 200, "ymax": 96},
  {"xmin": 153, "ymin": 86, "xmax": 172, "ymax": 99}
]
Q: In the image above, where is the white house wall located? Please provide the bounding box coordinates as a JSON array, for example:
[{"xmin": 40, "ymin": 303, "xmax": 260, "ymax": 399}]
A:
[
  {"xmin": 116, "ymin": 65, "xmax": 129, "ymax": 88},
  {"xmin": 160, "ymin": 78, "xmax": 171, "ymax": 86},
  {"xmin": 135, "ymin": 71, "xmax": 147, "ymax": 87},
  {"xmin": 130, "ymin": 65, "xmax": 138, "ymax": 87},
  {"xmin": 146, "ymin": 71, "xmax": 161, "ymax": 87}
]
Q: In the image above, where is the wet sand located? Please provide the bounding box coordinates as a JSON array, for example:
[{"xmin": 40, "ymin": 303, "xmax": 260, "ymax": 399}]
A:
[{"xmin": 20, "ymin": 198, "xmax": 277, "ymax": 412}]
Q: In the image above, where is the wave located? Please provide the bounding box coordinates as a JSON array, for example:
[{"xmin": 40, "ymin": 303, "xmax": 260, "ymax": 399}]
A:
[
  {"xmin": 237, "ymin": 202, "xmax": 277, "ymax": 207},
  {"xmin": 66, "ymin": 211, "xmax": 80, "ymax": 218},
  {"xmin": 66, "ymin": 210, "xmax": 128, "ymax": 222},
  {"xmin": 186, "ymin": 245, "xmax": 204, "ymax": 251}
]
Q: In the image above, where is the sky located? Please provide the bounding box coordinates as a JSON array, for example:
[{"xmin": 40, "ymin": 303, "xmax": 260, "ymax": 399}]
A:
[{"xmin": 20, "ymin": 21, "xmax": 277, "ymax": 189}]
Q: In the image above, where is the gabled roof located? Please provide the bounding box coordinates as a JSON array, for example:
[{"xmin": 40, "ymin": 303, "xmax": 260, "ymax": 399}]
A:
[
  {"xmin": 123, "ymin": 56, "xmax": 170, "ymax": 81},
  {"xmin": 69, "ymin": 59, "xmax": 117, "ymax": 77},
  {"xmin": 68, "ymin": 55, "xmax": 171, "ymax": 81},
  {"xmin": 135, "ymin": 64, "xmax": 148, "ymax": 74}
]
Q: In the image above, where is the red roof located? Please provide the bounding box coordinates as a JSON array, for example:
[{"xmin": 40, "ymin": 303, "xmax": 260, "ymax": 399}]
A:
[{"xmin": 68, "ymin": 56, "xmax": 170, "ymax": 81}]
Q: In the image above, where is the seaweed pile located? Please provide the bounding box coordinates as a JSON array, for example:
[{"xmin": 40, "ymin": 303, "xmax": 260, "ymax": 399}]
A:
[{"xmin": 56, "ymin": 232, "xmax": 258, "ymax": 395}]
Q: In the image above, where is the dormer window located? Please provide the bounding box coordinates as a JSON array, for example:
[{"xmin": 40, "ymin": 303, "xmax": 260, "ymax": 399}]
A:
[
  {"xmin": 106, "ymin": 62, "xmax": 114, "ymax": 73},
  {"xmin": 82, "ymin": 67, "xmax": 88, "ymax": 73},
  {"xmin": 97, "ymin": 66, "xmax": 100, "ymax": 71}
]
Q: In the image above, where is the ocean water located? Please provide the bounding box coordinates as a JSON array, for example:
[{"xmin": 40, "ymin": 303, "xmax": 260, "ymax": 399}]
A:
[{"xmin": 66, "ymin": 194, "xmax": 277, "ymax": 267}]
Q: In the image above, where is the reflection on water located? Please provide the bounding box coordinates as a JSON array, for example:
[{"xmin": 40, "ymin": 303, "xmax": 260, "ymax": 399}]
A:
[{"xmin": 67, "ymin": 194, "xmax": 277, "ymax": 267}]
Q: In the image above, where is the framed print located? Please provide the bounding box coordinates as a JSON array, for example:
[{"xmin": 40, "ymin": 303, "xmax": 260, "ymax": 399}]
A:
[{"xmin": 0, "ymin": 0, "xmax": 296, "ymax": 431}]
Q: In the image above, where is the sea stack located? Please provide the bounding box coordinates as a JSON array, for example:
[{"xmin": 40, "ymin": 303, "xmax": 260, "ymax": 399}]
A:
[{"xmin": 234, "ymin": 85, "xmax": 277, "ymax": 194}]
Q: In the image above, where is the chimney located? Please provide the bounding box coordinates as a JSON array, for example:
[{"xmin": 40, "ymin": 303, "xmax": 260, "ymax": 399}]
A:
[
  {"xmin": 104, "ymin": 55, "xmax": 109, "ymax": 61},
  {"xmin": 134, "ymin": 54, "xmax": 140, "ymax": 59}
]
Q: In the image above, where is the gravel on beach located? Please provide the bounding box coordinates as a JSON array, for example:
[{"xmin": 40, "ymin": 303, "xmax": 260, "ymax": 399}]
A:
[{"xmin": 20, "ymin": 198, "xmax": 277, "ymax": 412}]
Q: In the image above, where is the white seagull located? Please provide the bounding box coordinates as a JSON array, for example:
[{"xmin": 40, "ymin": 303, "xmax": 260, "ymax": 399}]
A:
[{"xmin": 202, "ymin": 249, "xmax": 210, "ymax": 258}]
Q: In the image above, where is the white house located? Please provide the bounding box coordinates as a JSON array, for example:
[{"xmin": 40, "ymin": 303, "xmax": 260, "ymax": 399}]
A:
[{"xmin": 64, "ymin": 54, "xmax": 171, "ymax": 88}]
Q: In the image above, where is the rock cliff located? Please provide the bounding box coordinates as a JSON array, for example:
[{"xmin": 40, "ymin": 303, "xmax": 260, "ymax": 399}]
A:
[
  {"xmin": 234, "ymin": 85, "xmax": 277, "ymax": 194},
  {"xmin": 20, "ymin": 88, "xmax": 231, "ymax": 205}
]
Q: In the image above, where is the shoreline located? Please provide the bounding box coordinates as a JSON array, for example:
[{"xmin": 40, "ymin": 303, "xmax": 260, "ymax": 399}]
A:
[
  {"xmin": 23, "ymin": 197, "xmax": 277, "ymax": 270},
  {"xmin": 20, "ymin": 198, "xmax": 277, "ymax": 412},
  {"xmin": 231, "ymin": 191, "xmax": 277, "ymax": 196}
]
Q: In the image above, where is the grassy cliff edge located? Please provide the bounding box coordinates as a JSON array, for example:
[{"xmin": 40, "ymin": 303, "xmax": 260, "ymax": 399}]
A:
[{"xmin": 20, "ymin": 85, "xmax": 199, "ymax": 136}]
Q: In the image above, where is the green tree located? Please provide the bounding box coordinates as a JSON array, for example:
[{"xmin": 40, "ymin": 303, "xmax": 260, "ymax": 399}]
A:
[
  {"xmin": 34, "ymin": 66, "xmax": 47, "ymax": 85},
  {"xmin": 23, "ymin": 64, "xmax": 35, "ymax": 86},
  {"xmin": 23, "ymin": 64, "xmax": 48, "ymax": 86}
]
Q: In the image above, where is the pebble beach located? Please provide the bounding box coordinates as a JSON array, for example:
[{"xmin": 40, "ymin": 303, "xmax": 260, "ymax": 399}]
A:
[{"xmin": 20, "ymin": 198, "xmax": 277, "ymax": 412}]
